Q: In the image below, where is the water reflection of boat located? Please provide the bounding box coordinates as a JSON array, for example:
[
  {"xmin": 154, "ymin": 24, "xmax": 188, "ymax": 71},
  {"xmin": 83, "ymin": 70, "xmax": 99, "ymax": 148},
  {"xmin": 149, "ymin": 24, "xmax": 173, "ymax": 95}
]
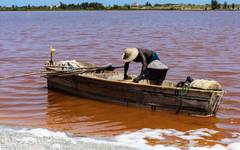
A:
[{"xmin": 44, "ymin": 60, "xmax": 224, "ymax": 116}]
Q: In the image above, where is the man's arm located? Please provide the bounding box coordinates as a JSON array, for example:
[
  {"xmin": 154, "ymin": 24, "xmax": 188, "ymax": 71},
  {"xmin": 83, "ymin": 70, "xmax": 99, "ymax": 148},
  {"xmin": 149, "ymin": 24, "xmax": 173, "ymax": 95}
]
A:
[
  {"xmin": 133, "ymin": 51, "xmax": 147, "ymax": 83},
  {"xmin": 124, "ymin": 62, "xmax": 130, "ymax": 79}
]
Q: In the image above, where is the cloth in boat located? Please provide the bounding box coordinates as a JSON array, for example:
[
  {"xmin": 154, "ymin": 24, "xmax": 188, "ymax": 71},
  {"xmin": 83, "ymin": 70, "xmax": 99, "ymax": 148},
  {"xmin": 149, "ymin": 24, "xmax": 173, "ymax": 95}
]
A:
[{"xmin": 59, "ymin": 60, "xmax": 82, "ymax": 70}]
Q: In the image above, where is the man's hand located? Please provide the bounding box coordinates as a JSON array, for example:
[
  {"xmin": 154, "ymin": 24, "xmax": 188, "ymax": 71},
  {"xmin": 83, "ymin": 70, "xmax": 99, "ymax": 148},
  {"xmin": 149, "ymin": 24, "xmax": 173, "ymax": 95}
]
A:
[{"xmin": 133, "ymin": 77, "xmax": 141, "ymax": 83}]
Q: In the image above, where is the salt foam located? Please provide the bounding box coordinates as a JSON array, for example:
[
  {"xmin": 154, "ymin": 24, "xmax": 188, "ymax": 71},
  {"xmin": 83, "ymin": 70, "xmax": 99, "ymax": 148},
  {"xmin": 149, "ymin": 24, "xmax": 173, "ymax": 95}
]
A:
[{"xmin": 0, "ymin": 126, "xmax": 239, "ymax": 150}]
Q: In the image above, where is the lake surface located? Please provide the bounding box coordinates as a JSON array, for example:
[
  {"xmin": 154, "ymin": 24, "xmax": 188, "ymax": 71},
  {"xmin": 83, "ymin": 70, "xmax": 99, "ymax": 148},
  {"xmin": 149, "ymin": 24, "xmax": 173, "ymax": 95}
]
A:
[{"xmin": 0, "ymin": 11, "xmax": 239, "ymax": 148}]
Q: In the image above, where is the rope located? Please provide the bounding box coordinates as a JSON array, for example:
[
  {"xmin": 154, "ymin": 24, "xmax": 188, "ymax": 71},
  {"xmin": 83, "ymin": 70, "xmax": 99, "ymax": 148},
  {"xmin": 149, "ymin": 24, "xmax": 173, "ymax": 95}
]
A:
[
  {"xmin": 179, "ymin": 84, "xmax": 190, "ymax": 97},
  {"xmin": 176, "ymin": 84, "xmax": 190, "ymax": 114}
]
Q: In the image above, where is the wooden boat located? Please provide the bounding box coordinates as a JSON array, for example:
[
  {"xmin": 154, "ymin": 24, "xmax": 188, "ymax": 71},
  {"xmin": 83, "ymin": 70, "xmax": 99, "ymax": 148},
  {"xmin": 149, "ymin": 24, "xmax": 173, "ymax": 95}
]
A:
[{"xmin": 44, "ymin": 61, "xmax": 224, "ymax": 116}]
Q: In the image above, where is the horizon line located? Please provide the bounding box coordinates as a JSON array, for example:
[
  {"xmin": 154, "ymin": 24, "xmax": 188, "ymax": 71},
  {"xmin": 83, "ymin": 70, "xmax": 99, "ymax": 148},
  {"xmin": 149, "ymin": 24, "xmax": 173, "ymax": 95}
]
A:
[{"xmin": 1, "ymin": 2, "xmax": 239, "ymax": 7}]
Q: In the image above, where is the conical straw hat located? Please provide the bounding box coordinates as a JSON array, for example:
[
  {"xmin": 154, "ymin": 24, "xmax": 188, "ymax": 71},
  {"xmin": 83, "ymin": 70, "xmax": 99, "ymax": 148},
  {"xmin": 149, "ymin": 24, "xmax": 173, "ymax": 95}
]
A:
[{"xmin": 121, "ymin": 48, "xmax": 139, "ymax": 62}]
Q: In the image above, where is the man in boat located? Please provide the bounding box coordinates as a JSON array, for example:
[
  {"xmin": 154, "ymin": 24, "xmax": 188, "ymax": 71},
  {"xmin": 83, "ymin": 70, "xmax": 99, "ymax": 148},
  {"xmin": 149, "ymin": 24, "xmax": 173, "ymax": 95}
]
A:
[{"xmin": 122, "ymin": 48, "xmax": 168, "ymax": 84}]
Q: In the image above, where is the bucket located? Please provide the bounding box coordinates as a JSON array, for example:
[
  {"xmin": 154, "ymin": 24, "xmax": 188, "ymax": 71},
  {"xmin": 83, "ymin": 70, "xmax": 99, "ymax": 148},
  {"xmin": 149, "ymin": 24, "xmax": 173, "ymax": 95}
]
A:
[{"xmin": 147, "ymin": 68, "xmax": 168, "ymax": 84}]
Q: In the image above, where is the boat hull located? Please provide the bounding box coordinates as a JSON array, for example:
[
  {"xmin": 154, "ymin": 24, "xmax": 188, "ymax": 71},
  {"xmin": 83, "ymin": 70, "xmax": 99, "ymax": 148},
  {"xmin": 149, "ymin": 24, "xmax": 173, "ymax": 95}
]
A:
[{"xmin": 47, "ymin": 74, "xmax": 224, "ymax": 116}]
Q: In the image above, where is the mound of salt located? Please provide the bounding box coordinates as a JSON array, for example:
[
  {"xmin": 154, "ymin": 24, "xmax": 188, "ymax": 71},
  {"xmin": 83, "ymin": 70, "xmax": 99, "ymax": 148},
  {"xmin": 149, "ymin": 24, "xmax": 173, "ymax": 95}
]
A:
[{"xmin": 190, "ymin": 79, "xmax": 222, "ymax": 90}]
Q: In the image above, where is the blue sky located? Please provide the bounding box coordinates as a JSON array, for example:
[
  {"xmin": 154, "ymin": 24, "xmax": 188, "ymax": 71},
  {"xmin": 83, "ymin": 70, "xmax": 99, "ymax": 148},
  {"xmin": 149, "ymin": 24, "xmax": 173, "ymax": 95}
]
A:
[{"xmin": 0, "ymin": 0, "xmax": 239, "ymax": 6}]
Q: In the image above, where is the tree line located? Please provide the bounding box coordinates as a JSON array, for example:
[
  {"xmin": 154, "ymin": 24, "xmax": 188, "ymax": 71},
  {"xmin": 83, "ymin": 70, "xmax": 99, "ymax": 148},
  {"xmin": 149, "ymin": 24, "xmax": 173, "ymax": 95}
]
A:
[
  {"xmin": 211, "ymin": 0, "xmax": 236, "ymax": 10},
  {"xmin": 0, "ymin": 1, "xmax": 239, "ymax": 11}
]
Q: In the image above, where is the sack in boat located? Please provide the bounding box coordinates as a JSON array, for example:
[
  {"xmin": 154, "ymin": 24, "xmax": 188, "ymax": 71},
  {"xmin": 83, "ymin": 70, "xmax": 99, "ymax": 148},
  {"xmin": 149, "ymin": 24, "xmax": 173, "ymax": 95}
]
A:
[{"xmin": 190, "ymin": 79, "xmax": 222, "ymax": 90}]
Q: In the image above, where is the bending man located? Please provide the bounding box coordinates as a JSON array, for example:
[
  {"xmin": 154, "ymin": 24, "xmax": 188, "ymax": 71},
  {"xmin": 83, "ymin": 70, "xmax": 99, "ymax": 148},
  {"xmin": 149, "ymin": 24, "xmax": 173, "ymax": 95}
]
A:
[{"xmin": 122, "ymin": 48, "xmax": 168, "ymax": 84}]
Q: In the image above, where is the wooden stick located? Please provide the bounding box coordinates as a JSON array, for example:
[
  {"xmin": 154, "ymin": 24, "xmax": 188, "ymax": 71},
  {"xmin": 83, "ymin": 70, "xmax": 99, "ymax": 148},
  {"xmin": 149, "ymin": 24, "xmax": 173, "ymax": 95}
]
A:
[
  {"xmin": 0, "ymin": 70, "xmax": 62, "ymax": 80},
  {"xmin": 0, "ymin": 72, "xmax": 41, "ymax": 80}
]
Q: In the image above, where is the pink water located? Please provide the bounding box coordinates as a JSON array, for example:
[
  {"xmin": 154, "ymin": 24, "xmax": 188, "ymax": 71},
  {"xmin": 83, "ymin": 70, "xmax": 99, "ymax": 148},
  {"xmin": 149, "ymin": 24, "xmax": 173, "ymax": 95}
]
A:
[{"xmin": 0, "ymin": 11, "xmax": 239, "ymax": 147}]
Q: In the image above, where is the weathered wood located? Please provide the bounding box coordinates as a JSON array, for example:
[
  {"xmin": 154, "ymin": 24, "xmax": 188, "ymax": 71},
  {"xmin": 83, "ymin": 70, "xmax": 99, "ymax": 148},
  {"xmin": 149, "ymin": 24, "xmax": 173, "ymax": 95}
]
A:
[{"xmin": 45, "ymin": 62, "xmax": 224, "ymax": 116}]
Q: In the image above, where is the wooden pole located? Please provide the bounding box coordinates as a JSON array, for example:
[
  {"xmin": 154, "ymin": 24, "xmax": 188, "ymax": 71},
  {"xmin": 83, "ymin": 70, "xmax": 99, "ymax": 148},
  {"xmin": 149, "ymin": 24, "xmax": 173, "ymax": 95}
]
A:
[{"xmin": 0, "ymin": 72, "xmax": 41, "ymax": 80}]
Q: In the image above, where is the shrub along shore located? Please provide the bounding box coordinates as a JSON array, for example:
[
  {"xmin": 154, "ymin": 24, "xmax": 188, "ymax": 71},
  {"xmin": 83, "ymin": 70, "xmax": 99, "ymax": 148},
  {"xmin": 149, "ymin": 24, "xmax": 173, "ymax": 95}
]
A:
[{"xmin": 0, "ymin": 1, "xmax": 239, "ymax": 11}]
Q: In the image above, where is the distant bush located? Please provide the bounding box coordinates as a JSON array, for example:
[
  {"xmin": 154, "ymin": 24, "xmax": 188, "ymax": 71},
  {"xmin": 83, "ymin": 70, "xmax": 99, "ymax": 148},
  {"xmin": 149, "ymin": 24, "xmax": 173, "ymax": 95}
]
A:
[
  {"xmin": 145, "ymin": 2, "xmax": 152, "ymax": 7},
  {"xmin": 223, "ymin": 1, "xmax": 227, "ymax": 9},
  {"xmin": 124, "ymin": 4, "xmax": 131, "ymax": 9},
  {"xmin": 211, "ymin": 0, "xmax": 220, "ymax": 10},
  {"xmin": 232, "ymin": 3, "xmax": 235, "ymax": 10}
]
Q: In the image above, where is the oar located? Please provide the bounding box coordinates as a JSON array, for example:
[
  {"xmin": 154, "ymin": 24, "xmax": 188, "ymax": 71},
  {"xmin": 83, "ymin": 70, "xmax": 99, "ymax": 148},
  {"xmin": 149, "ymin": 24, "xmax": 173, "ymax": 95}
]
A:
[{"xmin": 102, "ymin": 64, "xmax": 124, "ymax": 71}]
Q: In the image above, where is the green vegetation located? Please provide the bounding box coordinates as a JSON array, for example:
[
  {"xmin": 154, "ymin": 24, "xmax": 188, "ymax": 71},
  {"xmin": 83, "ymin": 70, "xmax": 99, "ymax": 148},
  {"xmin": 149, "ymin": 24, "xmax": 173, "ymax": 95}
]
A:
[
  {"xmin": 0, "ymin": 1, "xmax": 239, "ymax": 11},
  {"xmin": 211, "ymin": 0, "xmax": 220, "ymax": 10}
]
